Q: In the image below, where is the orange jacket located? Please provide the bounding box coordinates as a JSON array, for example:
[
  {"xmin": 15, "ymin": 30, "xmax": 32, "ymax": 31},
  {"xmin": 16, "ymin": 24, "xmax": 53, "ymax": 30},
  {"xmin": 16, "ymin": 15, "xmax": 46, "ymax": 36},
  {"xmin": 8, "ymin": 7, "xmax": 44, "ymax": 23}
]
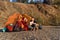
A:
[{"xmin": 5, "ymin": 13, "xmax": 21, "ymax": 26}]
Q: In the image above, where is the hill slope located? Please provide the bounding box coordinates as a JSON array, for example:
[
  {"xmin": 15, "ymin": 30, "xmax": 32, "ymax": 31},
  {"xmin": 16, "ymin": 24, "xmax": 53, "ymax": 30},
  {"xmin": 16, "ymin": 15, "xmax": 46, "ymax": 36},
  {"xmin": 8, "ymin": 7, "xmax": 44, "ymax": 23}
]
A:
[{"xmin": 0, "ymin": 1, "xmax": 60, "ymax": 27}]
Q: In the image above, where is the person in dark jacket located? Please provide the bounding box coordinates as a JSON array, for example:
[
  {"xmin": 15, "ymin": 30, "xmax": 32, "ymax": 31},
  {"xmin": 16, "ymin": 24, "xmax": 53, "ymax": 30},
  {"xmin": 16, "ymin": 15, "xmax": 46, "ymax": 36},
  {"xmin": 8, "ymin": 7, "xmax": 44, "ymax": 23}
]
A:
[{"xmin": 29, "ymin": 18, "xmax": 37, "ymax": 30}]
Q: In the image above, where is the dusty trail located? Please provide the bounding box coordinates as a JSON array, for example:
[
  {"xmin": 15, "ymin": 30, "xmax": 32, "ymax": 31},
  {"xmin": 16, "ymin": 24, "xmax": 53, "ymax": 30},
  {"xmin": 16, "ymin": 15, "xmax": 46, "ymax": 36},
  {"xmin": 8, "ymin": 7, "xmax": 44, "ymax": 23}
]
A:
[{"xmin": 0, "ymin": 26, "xmax": 60, "ymax": 40}]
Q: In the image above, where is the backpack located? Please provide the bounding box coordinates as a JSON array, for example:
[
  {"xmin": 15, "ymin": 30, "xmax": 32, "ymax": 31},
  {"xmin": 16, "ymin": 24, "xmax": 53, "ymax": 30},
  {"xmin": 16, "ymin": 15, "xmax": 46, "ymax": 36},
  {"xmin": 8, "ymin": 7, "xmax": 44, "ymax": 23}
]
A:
[
  {"xmin": 39, "ymin": 25, "xmax": 42, "ymax": 29},
  {"xmin": 2, "ymin": 27, "xmax": 7, "ymax": 32}
]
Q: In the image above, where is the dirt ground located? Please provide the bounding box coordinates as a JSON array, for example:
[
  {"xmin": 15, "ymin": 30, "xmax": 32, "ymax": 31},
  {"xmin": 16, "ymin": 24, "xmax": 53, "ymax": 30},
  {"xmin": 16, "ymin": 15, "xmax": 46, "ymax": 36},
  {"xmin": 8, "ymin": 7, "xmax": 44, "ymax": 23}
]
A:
[{"xmin": 0, "ymin": 26, "xmax": 60, "ymax": 40}]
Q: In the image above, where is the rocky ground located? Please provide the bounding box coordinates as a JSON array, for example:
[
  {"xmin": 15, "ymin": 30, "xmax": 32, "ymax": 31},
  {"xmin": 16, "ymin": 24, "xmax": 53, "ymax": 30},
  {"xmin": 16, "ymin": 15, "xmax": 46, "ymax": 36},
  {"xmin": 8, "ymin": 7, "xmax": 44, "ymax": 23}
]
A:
[{"xmin": 0, "ymin": 26, "xmax": 60, "ymax": 40}]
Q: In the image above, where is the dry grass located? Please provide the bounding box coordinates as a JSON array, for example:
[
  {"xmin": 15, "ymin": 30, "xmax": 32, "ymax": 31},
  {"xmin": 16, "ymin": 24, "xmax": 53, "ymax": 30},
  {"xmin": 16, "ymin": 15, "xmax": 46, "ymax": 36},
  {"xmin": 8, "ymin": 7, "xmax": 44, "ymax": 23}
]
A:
[{"xmin": 0, "ymin": 1, "xmax": 60, "ymax": 28}]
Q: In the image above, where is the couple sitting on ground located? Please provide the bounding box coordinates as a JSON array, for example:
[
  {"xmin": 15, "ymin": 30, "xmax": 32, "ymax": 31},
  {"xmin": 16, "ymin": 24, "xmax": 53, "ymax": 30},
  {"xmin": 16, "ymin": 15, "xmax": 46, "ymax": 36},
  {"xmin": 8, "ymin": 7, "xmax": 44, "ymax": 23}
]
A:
[{"xmin": 2, "ymin": 13, "xmax": 41, "ymax": 32}]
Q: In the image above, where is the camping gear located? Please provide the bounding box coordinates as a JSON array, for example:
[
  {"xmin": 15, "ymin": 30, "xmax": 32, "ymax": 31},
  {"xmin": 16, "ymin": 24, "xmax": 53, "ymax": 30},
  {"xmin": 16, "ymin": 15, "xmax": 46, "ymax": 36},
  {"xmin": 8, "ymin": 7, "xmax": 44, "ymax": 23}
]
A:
[
  {"xmin": 2, "ymin": 27, "xmax": 7, "ymax": 32},
  {"xmin": 6, "ymin": 25, "xmax": 13, "ymax": 32},
  {"xmin": 39, "ymin": 25, "xmax": 42, "ymax": 29},
  {"xmin": 6, "ymin": 24, "xmax": 13, "ymax": 32}
]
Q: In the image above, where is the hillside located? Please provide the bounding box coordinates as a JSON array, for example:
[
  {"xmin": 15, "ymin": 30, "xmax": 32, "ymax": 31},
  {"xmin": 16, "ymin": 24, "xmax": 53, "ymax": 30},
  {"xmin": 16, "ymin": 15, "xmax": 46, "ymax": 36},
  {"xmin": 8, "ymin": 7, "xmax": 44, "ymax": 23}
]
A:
[{"xmin": 0, "ymin": 1, "xmax": 60, "ymax": 28}]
